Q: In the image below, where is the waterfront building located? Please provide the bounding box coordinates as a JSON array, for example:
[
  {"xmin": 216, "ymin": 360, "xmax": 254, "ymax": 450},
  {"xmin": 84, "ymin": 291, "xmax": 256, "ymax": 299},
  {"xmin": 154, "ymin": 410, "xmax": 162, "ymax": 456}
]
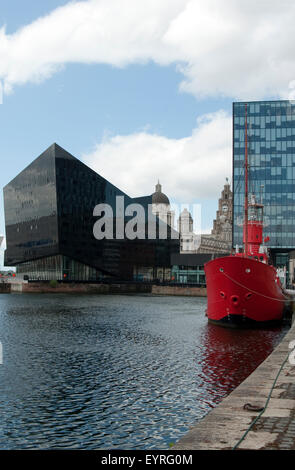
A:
[
  {"xmin": 233, "ymin": 100, "xmax": 295, "ymax": 281},
  {"xmin": 3, "ymin": 144, "xmax": 179, "ymax": 281},
  {"xmin": 170, "ymin": 253, "xmax": 225, "ymax": 285},
  {"xmin": 151, "ymin": 181, "xmax": 174, "ymax": 227},
  {"xmin": 177, "ymin": 208, "xmax": 197, "ymax": 253},
  {"xmin": 171, "ymin": 253, "xmax": 209, "ymax": 285},
  {"xmin": 177, "ymin": 181, "xmax": 232, "ymax": 254},
  {"xmin": 197, "ymin": 180, "xmax": 233, "ymax": 254},
  {"xmin": 197, "ymin": 234, "xmax": 232, "ymax": 254},
  {"xmin": 211, "ymin": 179, "xmax": 232, "ymax": 244}
]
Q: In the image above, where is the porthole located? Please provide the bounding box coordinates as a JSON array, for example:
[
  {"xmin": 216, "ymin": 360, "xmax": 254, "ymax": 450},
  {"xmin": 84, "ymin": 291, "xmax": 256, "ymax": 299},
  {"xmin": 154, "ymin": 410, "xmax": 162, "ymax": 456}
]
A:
[{"xmin": 231, "ymin": 295, "xmax": 240, "ymax": 306}]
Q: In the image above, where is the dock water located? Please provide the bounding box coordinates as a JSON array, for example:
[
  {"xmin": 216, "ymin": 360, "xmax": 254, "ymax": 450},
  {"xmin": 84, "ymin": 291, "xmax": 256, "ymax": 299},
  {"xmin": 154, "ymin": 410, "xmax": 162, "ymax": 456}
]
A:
[{"xmin": 174, "ymin": 318, "xmax": 295, "ymax": 450}]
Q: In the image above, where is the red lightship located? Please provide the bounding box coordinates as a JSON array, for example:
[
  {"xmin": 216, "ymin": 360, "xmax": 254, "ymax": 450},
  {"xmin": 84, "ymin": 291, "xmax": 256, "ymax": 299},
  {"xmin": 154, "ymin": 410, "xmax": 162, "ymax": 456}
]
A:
[{"xmin": 204, "ymin": 104, "xmax": 287, "ymax": 328}]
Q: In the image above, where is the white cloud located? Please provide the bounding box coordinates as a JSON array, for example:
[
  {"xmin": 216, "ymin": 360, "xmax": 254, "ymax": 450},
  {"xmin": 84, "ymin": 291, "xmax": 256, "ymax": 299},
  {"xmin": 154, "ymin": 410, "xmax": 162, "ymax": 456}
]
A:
[
  {"xmin": 82, "ymin": 110, "xmax": 231, "ymax": 201},
  {"xmin": 1, "ymin": 0, "xmax": 295, "ymax": 98}
]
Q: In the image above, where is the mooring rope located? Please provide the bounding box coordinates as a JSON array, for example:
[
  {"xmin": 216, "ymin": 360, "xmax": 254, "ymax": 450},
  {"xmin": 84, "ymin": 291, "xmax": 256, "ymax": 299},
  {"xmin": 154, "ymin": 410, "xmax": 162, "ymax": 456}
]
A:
[
  {"xmin": 232, "ymin": 351, "xmax": 291, "ymax": 450},
  {"xmin": 221, "ymin": 270, "xmax": 290, "ymax": 303}
]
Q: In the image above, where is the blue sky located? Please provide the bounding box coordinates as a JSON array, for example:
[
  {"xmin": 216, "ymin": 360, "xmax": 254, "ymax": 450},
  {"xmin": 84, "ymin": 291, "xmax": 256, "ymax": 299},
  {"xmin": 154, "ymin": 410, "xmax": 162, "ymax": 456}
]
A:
[{"xmin": 1, "ymin": 0, "xmax": 294, "ymax": 266}]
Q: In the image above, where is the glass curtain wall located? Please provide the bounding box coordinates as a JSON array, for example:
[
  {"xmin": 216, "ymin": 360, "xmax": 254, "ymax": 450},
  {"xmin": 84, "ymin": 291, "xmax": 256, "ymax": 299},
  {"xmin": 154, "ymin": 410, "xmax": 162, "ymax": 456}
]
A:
[
  {"xmin": 233, "ymin": 101, "xmax": 295, "ymax": 250},
  {"xmin": 17, "ymin": 255, "xmax": 101, "ymax": 281}
]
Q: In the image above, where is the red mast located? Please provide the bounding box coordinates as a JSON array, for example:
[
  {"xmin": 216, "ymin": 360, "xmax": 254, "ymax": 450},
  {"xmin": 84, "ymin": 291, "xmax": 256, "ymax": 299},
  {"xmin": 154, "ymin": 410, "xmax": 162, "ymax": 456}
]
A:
[{"xmin": 244, "ymin": 103, "xmax": 248, "ymax": 256}]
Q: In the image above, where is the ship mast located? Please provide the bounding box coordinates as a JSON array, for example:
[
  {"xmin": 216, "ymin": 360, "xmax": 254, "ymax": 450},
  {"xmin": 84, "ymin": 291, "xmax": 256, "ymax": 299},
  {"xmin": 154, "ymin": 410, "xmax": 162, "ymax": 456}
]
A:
[{"xmin": 244, "ymin": 103, "xmax": 248, "ymax": 256}]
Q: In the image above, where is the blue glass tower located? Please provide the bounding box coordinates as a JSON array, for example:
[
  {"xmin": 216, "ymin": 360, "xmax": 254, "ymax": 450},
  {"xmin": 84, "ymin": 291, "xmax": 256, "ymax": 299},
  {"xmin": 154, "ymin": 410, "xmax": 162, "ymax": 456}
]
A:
[{"xmin": 233, "ymin": 100, "xmax": 295, "ymax": 274}]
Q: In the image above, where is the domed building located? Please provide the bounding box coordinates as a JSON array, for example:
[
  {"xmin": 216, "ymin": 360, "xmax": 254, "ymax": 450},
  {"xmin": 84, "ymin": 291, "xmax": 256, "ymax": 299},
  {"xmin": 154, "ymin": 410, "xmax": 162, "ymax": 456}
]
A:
[{"xmin": 152, "ymin": 181, "xmax": 174, "ymax": 227}]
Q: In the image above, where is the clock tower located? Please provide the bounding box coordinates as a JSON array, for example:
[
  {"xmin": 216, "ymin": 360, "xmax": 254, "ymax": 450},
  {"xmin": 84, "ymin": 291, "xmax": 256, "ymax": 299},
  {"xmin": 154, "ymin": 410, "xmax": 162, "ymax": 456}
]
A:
[{"xmin": 211, "ymin": 179, "xmax": 232, "ymax": 243}]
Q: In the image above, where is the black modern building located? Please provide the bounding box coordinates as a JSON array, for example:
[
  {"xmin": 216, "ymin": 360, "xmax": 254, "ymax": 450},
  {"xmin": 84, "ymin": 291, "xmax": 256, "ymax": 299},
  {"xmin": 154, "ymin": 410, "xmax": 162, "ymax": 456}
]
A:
[{"xmin": 3, "ymin": 143, "xmax": 179, "ymax": 281}]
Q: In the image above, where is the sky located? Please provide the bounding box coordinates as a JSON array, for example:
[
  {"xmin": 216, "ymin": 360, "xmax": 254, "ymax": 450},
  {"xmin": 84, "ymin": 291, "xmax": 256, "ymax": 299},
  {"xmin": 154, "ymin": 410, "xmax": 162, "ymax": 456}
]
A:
[{"xmin": 1, "ymin": 0, "xmax": 295, "ymax": 267}]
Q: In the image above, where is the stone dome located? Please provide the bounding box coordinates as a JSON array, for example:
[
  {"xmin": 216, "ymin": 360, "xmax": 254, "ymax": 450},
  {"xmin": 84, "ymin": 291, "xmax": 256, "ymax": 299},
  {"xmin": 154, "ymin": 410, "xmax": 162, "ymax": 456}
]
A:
[{"xmin": 152, "ymin": 181, "xmax": 170, "ymax": 205}]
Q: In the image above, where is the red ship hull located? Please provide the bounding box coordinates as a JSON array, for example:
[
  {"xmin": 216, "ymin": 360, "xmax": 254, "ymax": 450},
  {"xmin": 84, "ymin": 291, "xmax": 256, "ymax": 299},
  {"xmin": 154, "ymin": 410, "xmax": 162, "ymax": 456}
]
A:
[{"xmin": 204, "ymin": 256, "xmax": 286, "ymax": 328}]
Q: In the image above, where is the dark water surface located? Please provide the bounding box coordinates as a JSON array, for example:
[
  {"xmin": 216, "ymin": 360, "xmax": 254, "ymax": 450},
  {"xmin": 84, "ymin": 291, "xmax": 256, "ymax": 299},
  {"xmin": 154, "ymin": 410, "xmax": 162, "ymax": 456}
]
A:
[{"xmin": 0, "ymin": 294, "xmax": 288, "ymax": 449}]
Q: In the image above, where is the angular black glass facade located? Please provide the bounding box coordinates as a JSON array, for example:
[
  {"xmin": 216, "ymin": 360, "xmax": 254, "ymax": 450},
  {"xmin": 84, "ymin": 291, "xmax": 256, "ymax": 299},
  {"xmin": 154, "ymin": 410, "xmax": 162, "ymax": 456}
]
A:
[
  {"xmin": 233, "ymin": 101, "xmax": 295, "ymax": 267},
  {"xmin": 4, "ymin": 145, "xmax": 59, "ymax": 266},
  {"xmin": 4, "ymin": 144, "xmax": 179, "ymax": 280}
]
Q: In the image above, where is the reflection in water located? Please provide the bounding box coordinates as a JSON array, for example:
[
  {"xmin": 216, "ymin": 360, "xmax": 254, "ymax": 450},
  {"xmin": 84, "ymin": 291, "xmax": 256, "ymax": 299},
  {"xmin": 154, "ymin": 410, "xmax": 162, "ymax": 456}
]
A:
[
  {"xmin": 197, "ymin": 325, "xmax": 281, "ymax": 407},
  {"xmin": 0, "ymin": 294, "xmax": 287, "ymax": 449}
]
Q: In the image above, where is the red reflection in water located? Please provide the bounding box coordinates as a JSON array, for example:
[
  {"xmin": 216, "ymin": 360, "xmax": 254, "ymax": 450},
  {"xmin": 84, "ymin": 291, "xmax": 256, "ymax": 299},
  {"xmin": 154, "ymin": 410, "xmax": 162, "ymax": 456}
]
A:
[{"xmin": 197, "ymin": 323, "xmax": 286, "ymax": 407}]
